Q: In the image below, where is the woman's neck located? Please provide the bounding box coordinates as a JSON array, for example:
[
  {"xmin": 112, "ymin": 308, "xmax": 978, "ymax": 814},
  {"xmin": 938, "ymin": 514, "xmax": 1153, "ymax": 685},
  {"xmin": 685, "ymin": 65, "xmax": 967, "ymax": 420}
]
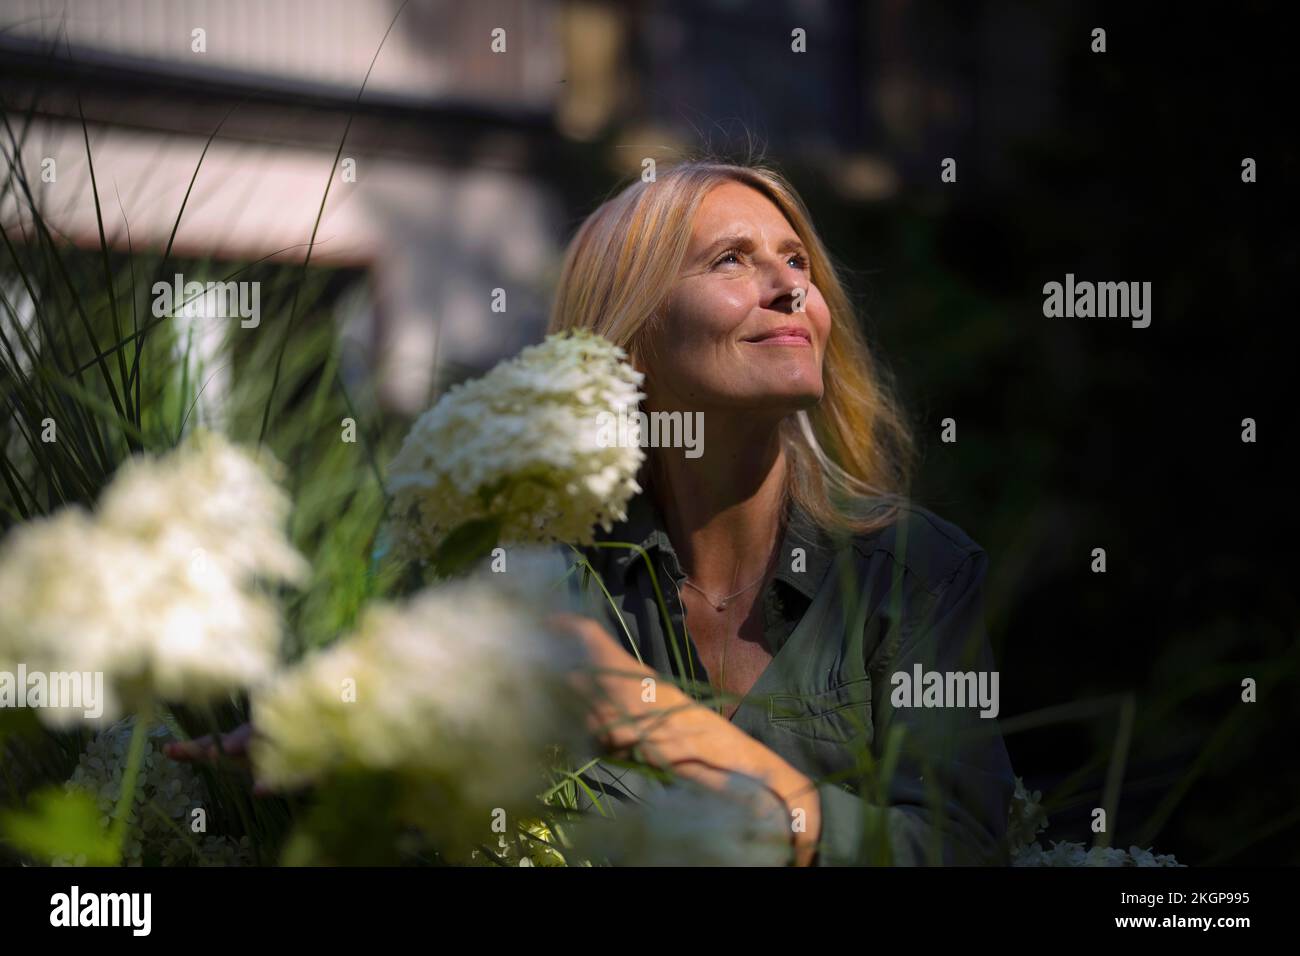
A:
[{"xmin": 648, "ymin": 415, "xmax": 788, "ymax": 593}]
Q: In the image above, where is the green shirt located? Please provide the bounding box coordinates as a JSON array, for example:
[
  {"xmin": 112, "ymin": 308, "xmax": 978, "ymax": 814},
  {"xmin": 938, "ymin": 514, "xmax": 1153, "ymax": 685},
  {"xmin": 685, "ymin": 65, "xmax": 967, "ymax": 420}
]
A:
[{"xmin": 561, "ymin": 488, "xmax": 1016, "ymax": 866}]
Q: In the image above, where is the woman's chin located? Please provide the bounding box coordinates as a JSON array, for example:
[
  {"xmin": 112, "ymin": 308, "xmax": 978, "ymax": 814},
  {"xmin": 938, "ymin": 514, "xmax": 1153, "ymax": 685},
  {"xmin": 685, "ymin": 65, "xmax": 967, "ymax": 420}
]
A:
[
  {"xmin": 732, "ymin": 387, "xmax": 823, "ymax": 417},
  {"xmin": 764, "ymin": 374, "xmax": 825, "ymax": 408}
]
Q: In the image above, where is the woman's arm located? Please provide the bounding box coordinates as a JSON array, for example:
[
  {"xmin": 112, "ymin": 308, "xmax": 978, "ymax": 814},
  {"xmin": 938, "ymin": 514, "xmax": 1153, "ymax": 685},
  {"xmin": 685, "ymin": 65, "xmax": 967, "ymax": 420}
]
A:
[
  {"xmin": 551, "ymin": 612, "xmax": 823, "ymax": 866},
  {"xmin": 552, "ymin": 547, "xmax": 1015, "ymax": 867}
]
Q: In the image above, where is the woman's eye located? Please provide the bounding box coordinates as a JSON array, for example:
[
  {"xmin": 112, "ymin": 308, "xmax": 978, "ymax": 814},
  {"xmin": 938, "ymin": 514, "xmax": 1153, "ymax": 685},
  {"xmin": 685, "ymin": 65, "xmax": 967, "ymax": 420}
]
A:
[{"xmin": 709, "ymin": 249, "xmax": 808, "ymax": 270}]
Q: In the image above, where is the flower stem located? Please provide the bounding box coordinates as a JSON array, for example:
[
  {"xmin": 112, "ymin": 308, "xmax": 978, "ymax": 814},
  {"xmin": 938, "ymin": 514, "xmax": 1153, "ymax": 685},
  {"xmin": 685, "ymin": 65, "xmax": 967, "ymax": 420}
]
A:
[{"xmin": 109, "ymin": 698, "xmax": 154, "ymax": 864}]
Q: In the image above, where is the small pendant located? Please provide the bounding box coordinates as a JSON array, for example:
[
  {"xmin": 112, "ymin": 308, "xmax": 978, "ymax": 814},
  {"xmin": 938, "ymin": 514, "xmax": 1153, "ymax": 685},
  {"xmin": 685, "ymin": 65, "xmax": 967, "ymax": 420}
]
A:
[{"xmin": 716, "ymin": 600, "xmax": 727, "ymax": 611}]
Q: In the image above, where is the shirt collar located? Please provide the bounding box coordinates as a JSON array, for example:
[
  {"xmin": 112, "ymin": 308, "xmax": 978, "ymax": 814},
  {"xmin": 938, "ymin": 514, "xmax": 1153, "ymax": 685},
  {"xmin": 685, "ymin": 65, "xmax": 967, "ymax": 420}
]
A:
[
  {"xmin": 596, "ymin": 486, "xmax": 839, "ymax": 601},
  {"xmin": 596, "ymin": 487, "xmax": 681, "ymax": 579},
  {"xmin": 772, "ymin": 496, "xmax": 839, "ymax": 601}
]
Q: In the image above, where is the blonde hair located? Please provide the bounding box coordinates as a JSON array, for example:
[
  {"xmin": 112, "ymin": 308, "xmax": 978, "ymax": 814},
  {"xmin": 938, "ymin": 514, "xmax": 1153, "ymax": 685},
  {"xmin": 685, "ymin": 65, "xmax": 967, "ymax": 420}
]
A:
[{"xmin": 548, "ymin": 160, "xmax": 915, "ymax": 537}]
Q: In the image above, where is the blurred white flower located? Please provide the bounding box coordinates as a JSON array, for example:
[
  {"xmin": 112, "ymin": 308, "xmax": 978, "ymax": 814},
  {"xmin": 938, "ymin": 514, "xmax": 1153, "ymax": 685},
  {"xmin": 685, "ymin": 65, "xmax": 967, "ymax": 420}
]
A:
[
  {"xmin": 0, "ymin": 432, "xmax": 306, "ymax": 725},
  {"xmin": 569, "ymin": 774, "xmax": 793, "ymax": 866},
  {"xmin": 98, "ymin": 429, "xmax": 307, "ymax": 586},
  {"xmin": 386, "ymin": 330, "xmax": 645, "ymax": 559},
  {"xmin": 251, "ymin": 577, "xmax": 590, "ymax": 841}
]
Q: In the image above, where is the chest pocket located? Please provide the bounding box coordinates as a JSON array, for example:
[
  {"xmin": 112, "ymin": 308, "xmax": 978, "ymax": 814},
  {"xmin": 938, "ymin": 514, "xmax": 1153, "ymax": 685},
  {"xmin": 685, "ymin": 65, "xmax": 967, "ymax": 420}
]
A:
[{"xmin": 766, "ymin": 675, "xmax": 873, "ymax": 748}]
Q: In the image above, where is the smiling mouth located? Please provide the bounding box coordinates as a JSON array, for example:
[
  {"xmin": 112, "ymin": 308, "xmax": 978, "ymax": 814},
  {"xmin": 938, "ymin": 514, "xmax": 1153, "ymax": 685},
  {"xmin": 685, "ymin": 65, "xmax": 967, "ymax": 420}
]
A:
[{"xmin": 742, "ymin": 326, "xmax": 812, "ymax": 346}]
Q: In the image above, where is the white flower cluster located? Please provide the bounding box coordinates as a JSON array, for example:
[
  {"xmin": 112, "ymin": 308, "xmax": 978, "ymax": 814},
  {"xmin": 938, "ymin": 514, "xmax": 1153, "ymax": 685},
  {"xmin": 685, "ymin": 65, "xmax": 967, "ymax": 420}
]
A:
[
  {"xmin": 54, "ymin": 717, "xmax": 254, "ymax": 867},
  {"xmin": 1012, "ymin": 840, "xmax": 1183, "ymax": 867},
  {"xmin": 98, "ymin": 429, "xmax": 308, "ymax": 586},
  {"xmin": 0, "ymin": 432, "xmax": 307, "ymax": 725},
  {"xmin": 1007, "ymin": 776, "xmax": 1183, "ymax": 867},
  {"xmin": 251, "ymin": 577, "xmax": 590, "ymax": 836},
  {"xmin": 386, "ymin": 330, "xmax": 645, "ymax": 558},
  {"xmin": 569, "ymin": 774, "xmax": 793, "ymax": 867},
  {"xmin": 1006, "ymin": 776, "xmax": 1050, "ymax": 850},
  {"xmin": 465, "ymin": 817, "xmax": 570, "ymax": 867}
]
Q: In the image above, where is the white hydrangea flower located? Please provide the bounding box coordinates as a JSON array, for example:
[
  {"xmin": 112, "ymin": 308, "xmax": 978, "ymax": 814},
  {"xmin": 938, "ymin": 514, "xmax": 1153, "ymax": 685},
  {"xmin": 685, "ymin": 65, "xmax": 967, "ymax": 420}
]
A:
[
  {"xmin": 465, "ymin": 817, "xmax": 570, "ymax": 867},
  {"xmin": 251, "ymin": 577, "xmax": 590, "ymax": 840},
  {"xmin": 0, "ymin": 432, "xmax": 306, "ymax": 725},
  {"xmin": 98, "ymin": 429, "xmax": 308, "ymax": 586},
  {"xmin": 1011, "ymin": 839, "xmax": 1183, "ymax": 867},
  {"xmin": 1006, "ymin": 775, "xmax": 1049, "ymax": 850},
  {"xmin": 53, "ymin": 717, "xmax": 255, "ymax": 867},
  {"xmin": 569, "ymin": 774, "xmax": 794, "ymax": 867},
  {"xmin": 386, "ymin": 330, "xmax": 645, "ymax": 559},
  {"xmin": 0, "ymin": 510, "xmax": 139, "ymax": 720},
  {"xmin": 1006, "ymin": 777, "xmax": 1182, "ymax": 866}
]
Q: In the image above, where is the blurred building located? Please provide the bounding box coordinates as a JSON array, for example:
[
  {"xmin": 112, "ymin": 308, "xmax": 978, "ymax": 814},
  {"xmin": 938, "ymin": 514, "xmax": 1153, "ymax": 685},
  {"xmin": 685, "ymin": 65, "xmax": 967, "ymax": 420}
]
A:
[{"xmin": 0, "ymin": 0, "xmax": 1057, "ymax": 413}]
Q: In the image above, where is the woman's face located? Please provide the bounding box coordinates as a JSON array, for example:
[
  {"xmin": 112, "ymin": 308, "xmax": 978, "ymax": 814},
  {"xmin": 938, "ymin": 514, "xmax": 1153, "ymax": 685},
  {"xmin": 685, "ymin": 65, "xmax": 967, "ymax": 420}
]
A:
[{"xmin": 640, "ymin": 180, "xmax": 831, "ymax": 418}]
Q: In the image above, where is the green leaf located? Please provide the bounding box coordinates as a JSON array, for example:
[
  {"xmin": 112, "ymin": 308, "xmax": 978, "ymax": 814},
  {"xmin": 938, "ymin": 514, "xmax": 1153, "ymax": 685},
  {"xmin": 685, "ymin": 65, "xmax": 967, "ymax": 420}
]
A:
[
  {"xmin": 1, "ymin": 787, "xmax": 119, "ymax": 865},
  {"xmin": 431, "ymin": 516, "xmax": 503, "ymax": 578}
]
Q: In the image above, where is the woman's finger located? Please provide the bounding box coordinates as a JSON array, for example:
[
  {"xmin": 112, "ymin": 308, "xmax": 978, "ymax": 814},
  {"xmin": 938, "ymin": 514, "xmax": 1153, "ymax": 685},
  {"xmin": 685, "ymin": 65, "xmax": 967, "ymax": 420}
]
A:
[
  {"xmin": 162, "ymin": 736, "xmax": 214, "ymax": 762},
  {"xmin": 164, "ymin": 726, "xmax": 252, "ymax": 763}
]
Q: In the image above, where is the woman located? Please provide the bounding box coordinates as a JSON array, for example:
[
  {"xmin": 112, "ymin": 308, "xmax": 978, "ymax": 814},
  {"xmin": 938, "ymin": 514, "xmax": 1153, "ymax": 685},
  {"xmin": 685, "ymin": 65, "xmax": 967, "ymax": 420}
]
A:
[
  {"xmin": 171, "ymin": 160, "xmax": 1016, "ymax": 867},
  {"xmin": 546, "ymin": 160, "xmax": 1015, "ymax": 867}
]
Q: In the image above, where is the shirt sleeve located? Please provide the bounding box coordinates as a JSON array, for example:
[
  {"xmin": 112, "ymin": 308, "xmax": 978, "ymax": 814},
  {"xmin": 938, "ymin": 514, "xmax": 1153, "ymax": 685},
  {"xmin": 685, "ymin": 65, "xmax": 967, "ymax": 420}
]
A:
[{"xmin": 814, "ymin": 548, "xmax": 1016, "ymax": 866}]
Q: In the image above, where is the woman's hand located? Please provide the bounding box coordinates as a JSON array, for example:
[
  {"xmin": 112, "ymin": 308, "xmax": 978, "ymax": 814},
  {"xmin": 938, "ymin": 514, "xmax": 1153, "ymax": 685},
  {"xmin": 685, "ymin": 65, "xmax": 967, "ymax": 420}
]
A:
[
  {"xmin": 548, "ymin": 612, "xmax": 660, "ymax": 749},
  {"xmin": 163, "ymin": 723, "xmax": 272, "ymax": 796},
  {"xmin": 548, "ymin": 612, "xmax": 823, "ymax": 865}
]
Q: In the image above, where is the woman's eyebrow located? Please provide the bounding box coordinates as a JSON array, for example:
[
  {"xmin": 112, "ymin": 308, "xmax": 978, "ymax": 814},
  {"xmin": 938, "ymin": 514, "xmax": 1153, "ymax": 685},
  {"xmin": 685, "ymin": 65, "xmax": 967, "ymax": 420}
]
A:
[
  {"xmin": 695, "ymin": 233, "xmax": 806, "ymax": 259},
  {"xmin": 696, "ymin": 233, "xmax": 753, "ymax": 259}
]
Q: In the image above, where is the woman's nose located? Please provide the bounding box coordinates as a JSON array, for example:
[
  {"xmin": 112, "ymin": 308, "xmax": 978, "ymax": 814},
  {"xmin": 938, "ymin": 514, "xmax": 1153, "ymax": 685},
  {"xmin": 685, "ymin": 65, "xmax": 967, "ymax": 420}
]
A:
[{"xmin": 758, "ymin": 256, "xmax": 805, "ymax": 312}]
